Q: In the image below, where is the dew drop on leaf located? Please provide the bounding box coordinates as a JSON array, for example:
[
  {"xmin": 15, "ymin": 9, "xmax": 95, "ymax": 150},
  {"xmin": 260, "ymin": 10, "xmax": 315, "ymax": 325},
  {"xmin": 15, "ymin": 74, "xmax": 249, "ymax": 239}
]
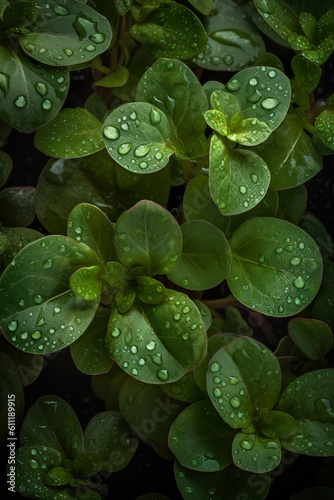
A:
[
  {"xmin": 103, "ymin": 126, "xmax": 120, "ymax": 140},
  {"xmin": 34, "ymin": 82, "xmax": 48, "ymax": 97},
  {"xmin": 261, "ymin": 98, "xmax": 280, "ymax": 110},
  {"xmin": 134, "ymin": 145, "xmax": 150, "ymax": 157},
  {"xmin": 210, "ymin": 362, "xmax": 221, "ymax": 373},
  {"xmin": 240, "ymin": 440, "xmax": 253, "ymax": 450},
  {"xmin": 146, "ymin": 341, "xmax": 156, "ymax": 351},
  {"xmin": 118, "ymin": 143, "xmax": 132, "ymax": 155},
  {"xmin": 54, "ymin": 5, "xmax": 69, "ymax": 15},
  {"xmin": 157, "ymin": 369, "xmax": 169, "ymax": 381},
  {"xmin": 8, "ymin": 321, "xmax": 18, "ymax": 332},
  {"xmin": 293, "ymin": 276, "xmax": 305, "ymax": 289},
  {"xmin": 14, "ymin": 96, "xmax": 27, "ymax": 108}
]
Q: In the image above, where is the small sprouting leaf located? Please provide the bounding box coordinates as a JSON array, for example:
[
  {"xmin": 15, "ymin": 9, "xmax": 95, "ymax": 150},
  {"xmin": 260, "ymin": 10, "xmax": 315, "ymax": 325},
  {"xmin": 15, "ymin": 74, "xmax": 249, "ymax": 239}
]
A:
[
  {"xmin": 288, "ymin": 318, "xmax": 333, "ymax": 361},
  {"xmin": 115, "ymin": 286, "xmax": 136, "ymax": 314},
  {"xmin": 84, "ymin": 411, "xmax": 138, "ymax": 472},
  {"xmin": 169, "ymin": 400, "xmax": 235, "ymax": 472},
  {"xmin": 0, "ymin": 186, "xmax": 35, "ymax": 227},
  {"xmin": 135, "ymin": 276, "xmax": 167, "ymax": 304},
  {"xmin": 114, "ymin": 200, "xmax": 182, "ymax": 276},
  {"xmin": 70, "ymin": 265, "xmax": 102, "ymax": 300},
  {"xmin": 223, "ymin": 66, "xmax": 291, "ymax": 132},
  {"xmin": 193, "ymin": 0, "xmax": 265, "ymax": 71},
  {"xmin": 207, "ymin": 337, "xmax": 281, "ymax": 429},
  {"xmin": 227, "ymin": 217, "xmax": 323, "ymax": 317},
  {"xmin": 232, "ymin": 432, "xmax": 281, "ymax": 473},
  {"xmin": 20, "ymin": 396, "xmax": 83, "ymax": 459},
  {"xmin": 315, "ymin": 110, "xmax": 334, "ymax": 151},
  {"xmin": 254, "ymin": 113, "xmax": 322, "ymax": 190},
  {"xmin": 0, "ymin": 235, "xmax": 102, "ymax": 354},
  {"xmin": 0, "ymin": 353, "xmax": 24, "ymax": 442},
  {"xmin": 136, "ymin": 58, "xmax": 208, "ymax": 158},
  {"xmin": 34, "ymin": 108, "xmax": 105, "ymax": 158},
  {"xmin": 209, "ymin": 134, "xmax": 271, "ymax": 215},
  {"xmin": 0, "ymin": 44, "xmax": 69, "ymax": 132},
  {"xmin": 279, "ymin": 369, "xmax": 334, "ymax": 456},
  {"xmin": 130, "ymin": 2, "xmax": 207, "ymax": 60},
  {"xmin": 106, "ymin": 289, "xmax": 206, "ymax": 383},
  {"xmin": 20, "ymin": 0, "xmax": 112, "ymax": 66},
  {"xmin": 15, "ymin": 446, "xmax": 64, "ymax": 497},
  {"xmin": 0, "ymin": 151, "xmax": 12, "ymax": 188},
  {"xmin": 102, "ymin": 102, "xmax": 174, "ymax": 173},
  {"xmin": 166, "ymin": 220, "xmax": 232, "ymax": 291},
  {"xmin": 44, "ymin": 466, "xmax": 73, "ymax": 486},
  {"xmin": 67, "ymin": 203, "xmax": 116, "ymax": 263},
  {"xmin": 70, "ymin": 308, "xmax": 112, "ymax": 375},
  {"xmin": 95, "ymin": 65, "xmax": 129, "ymax": 88}
]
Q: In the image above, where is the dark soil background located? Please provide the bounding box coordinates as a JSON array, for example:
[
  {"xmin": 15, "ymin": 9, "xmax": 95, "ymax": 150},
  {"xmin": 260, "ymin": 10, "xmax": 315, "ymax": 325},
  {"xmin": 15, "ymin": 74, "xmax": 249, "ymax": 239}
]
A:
[{"xmin": 1, "ymin": 38, "xmax": 334, "ymax": 500}]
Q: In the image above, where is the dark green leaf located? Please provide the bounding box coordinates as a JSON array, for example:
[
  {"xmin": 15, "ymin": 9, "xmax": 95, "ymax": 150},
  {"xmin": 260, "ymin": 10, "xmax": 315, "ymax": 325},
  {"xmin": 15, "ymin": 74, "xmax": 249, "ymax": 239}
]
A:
[
  {"xmin": 232, "ymin": 432, "xmax": 281, "ymax": 473},
  {"xmin": 169, "ymin": 400, "xmax": 235, "ymax": 471},
  {"xmin": 291, "ymin": 55, "xmax": 321, "ymax": 94},
  {"xmin": 166, "ymin": 220, "xmax": 232, "ymax": 290},
  {"xmin": 288, "ymin": 318, "xmax": 333, "ymax": 361},
  {"xmin": 0, "ymin": 227, "xmax": 42, "ymax": 269},
  {"xmin": 84, "ymin": 410, "xmax": 138, "ymax": 472},
  {"xmin": 20, "ymin": 0, "xmax": 112, "ymax": 66},
  {"xmin": 70, "ymin": 265, "xmax": 103, "ymax": 300},
  {"xmin": 313, "ymin": 288, "xmax": 334, "ymax": 331},
  {"xmin": 315, "ymin": 110, "xmax": 334, "ymax": 151},
  {"xmin": 2, "ymin": 1, "xmax": 41, "ymax": 30},
  {"xmin": 44, "ymin": 466, "xmax": 73, "ymax": 486},
  {"xmin": 20, "ymin": 395, "xmax": 83, "ymax": 459},
  {"xmin": 84, "ymin": 93, "xmax": 108, "ymax": 121},
  {"xmin": 0, "ymin": 44, "xmax": 69, "ymax": 132},
  {"xmin": 291, "ymin": 487, "xmax": 334, "ymax": 500},
  {"xmin": 135, "ymin": 276, "xmax": 167, "ymax": 304},
  {"xmin": 0, "ymin": 186, "xmax": 35, "ymax": 227},
  {"xmin": 227, "ymin": 217, "xmax": 323, "ymax": 317},
  {"xmin": 115, "ymin": 286, "xmax": 137, "ymax": 314},
  {"xmin": 188, "ymin": 0, "xmax": 213, "ymax": 15},
  {"xmin": 34, "ymin": 107, "xmax": 105, "ymax": 158},
  {"xmin": 95, "ymin": 65, "xmax": 129, "ymax": 88}
]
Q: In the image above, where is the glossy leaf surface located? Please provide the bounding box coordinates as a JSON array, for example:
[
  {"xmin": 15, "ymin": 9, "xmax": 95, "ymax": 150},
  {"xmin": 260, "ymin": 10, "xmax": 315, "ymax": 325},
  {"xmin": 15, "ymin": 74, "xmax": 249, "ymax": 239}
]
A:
[
  {"xmin": 288, "ymin": 318, "xmax": 333, "ymax": 361},
  {"xmin": 232, "ymin": 432, "xmax": 281, "ymax": 473}
]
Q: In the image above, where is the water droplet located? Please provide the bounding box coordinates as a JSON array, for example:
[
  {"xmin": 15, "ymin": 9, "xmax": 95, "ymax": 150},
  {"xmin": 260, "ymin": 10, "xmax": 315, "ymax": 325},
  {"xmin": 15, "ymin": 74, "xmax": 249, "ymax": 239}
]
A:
[
  {"xmin": 32, "ymin": 331, "xmax": 41, "ymax": 340},
  {"xmin": 134, "ymin": 144, "xmax": 150, "ymax": 157},
  {"xmin": 54, "ymin": 306, "xmax": 61, "ymax": 314},
  {"xmin": 54, "ymin": 5, "xmax": 69, "ymax": 15},
  {"xmin": 21, "ymin": 332, "xmax": 28, "ymax": 340},
  {"xmin": 266, "ymin": 441, "xmax": 279, "ymax": 449},
  {"xmin": 118, "ymin": 143, "xmax": 132, "ymax": 155},
  {"xmin": 42, "ymin": 99, "xmax": 53, "ymax": 111},
  {"xmin": 63, "ymin": 48, "xmax": 74, "ymax": 56},
  {"xmin": 299, "ymin": 242, "xmax": 305, "ymax": 250},
  {"xmin": 293, "ymin": 276, "xmax": 305, "ymax": 289},
  {"xmin": 261, "ymin": 98, "xmax": 279, "ymax": 110},
  {"xmin": 223, "ymin": 54, "xmax": 234, "ymax": 65},
  {"xmin": 275, "ymin": 247, "xmax": 283, "ymax": 254},
  {"xmin": 34, "ymin": 294, "xmax": 43, "ymax": 304},
  {"xmin": 250, "ymin": 174, "xmax": 258, "ymax": 183},
  {"xmin": 89, "ymin": 33, "xmax": 105, "ymax": 43},
  {"xmin": 8, "ymin": 321, "xmax": 18, "ymax": 332},
  {"xmin": 39, "ymin": 47, "xmax": 47, "ymax": 54},
  {"xmin": 213, "ymin": 387, "xmax": 222, "ymax": 397},
  {"xmin": 155, "ymin": 152, "xmax": 163, "ymax": 160},
  {"xmin": 268, "ymin": 70, "xmax": 277, "ymax": 78},
  {"xmin": 240, "ymin": 440, "xmax": 253, "ymax": 450},
  {"xmin": 121, "ymin": 123, "xmax": 129, "ymax": 131},
  {"xmin": 182, "ymin": 278, "xmax": 189, "ymax": 287},
  {"xmin": 150, "ymin": 353, "xmax": 162, "ymax": 365},
  {"xmin": 139, "ymin": 161, "xmax": 148, "ymax": 169},
  {"xmin": 84, "ymin": 44, "xmax": 96, "ymax": 52},
  {"xmin": 29, "ymin": 459, "xmax": 38, "ymax": 469},
  {"xmin": 111, "ymin": 328, "xmax": 121, "ymax": 337},
  {"xmin": 229, "ymin": 376, "xmax": 240, "ymax": 385},
  {"xmin": 210, "ymin": 56, "xmax": 220, "ymax": 66},
  {"xmin": 258, "ymin": 254, "xmax": 265, "ymax": 264},
  {"xmin": 131, "ymin": 368, "xmax": 138, "ymax": 376},
  {"xmin": 230, "ymin": 397, "xmax": 241, "ymax": 408},
  {"xmin": 249, "ymin": 78, "xmax": 258, "ymax": 86},
  {"xmin": 34, "ymin": 82, "xmax": 48, "ymax": 97},
  {"xmin": 150, "ymin": 107, "xmax": 161, "ymax": 124},
  {"xmin": 290, "ymin": 257, "xmax": 301, "ymax": 266},
  {"xmin": 174, "ymin": 314, "xmax": 181, "ymax": 321},
  {"xmin": 210, "ymin": 362, "xmax": 221, "ymax": 373},
  {"xmin": 14, "ymin": 95, "xmax": 27, "ymax": 108},
  {"xmin": 226, "ymin": 79, "xmax": 240, "ymax": 91},
  {"xmin": 157, "ymin": 369, "xmax": 169, "ymax": 381},
  {"xmin": 103, "ymin": 126, "xmax": 120, "ymax": 140},
  {"xmin": 146, "ymin": 341, "xmax": 156, "ymax": 351},
  {"xmin": 43, "ymin": 259, "xmax": 53, "ymax": 268},
  {"xmin": 294, "ymin": 297, "xmax": 301, "ymax": 306},
  {"xmin": 239, "ymin": 185, "xmax": 247, "ymax": 194}
]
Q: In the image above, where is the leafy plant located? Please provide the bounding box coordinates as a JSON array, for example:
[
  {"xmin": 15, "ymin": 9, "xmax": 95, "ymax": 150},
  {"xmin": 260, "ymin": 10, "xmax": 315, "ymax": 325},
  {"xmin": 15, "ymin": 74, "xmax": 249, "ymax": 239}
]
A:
[{"xmin": 1, "ymin": 0, "xmax": 334, "ymax": 498}]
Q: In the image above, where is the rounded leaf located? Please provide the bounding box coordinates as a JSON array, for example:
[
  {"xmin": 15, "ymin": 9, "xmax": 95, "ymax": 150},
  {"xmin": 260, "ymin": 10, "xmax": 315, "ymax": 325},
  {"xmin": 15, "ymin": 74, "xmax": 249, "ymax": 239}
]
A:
[
  {"xmin": 232, "ymin": 432, "xmax": 281, "ymax": 473},
  {"xmin": 288, "ymin": 318, "xmax": 333, "ymax": 361}
]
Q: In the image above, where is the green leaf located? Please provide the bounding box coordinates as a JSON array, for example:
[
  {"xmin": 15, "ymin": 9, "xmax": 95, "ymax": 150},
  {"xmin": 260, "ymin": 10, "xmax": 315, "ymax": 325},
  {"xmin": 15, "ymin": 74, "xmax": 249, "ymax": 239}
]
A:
[
  {"xmin": 70, "ymin": 265, "xmax": 103, "ymax": 300},
  {"xmin": 73, "ymin": 452, "xmax": 102, "ymax": 477},
  {"xmin": 135, "ymin": 276, "xmax": 167, "ymax": 304},
  {"xmin": 115, "ymin": 286, "xmax": 137, "ymax": 313},
  {"xmin": 0, "ymin": 151, "xmax": 12, "ymax": 187},
  {"xmin": 300, "ymin": 214, "xmax": 333, "ymax": 258},
  {"xmin": 136, "ymin": 58, "xmax": 208, "ymax": 157},
  {"xmin": 130, "ymin": 2, "xmax": 207, "ymax": 59},
  {"xmin": 313, "ymin": 288, "xmax": 334, "ymax": 331},
  {"xmin": 0, "ymin": 353, "xmax": 24, "ymax": 442},
  {"xmin": 119, "ymin": 376, "xmax": 185, "ymax": 447},
  {"xmin": 187, "ymin": 0, "xmax": 213, "ymax": 15},
  {"xmin": 67, "ymin": 202, "xmax": 116, "ymax": 263},
  {"xmin": 114, "ymin": 200, "xmax": 182, "ymax": 276},
  {"xmin": 259, "ymin": 409, "xmax": 297, "ymax": 439},
  {"xmin": 0, "ymin": 336, "xmax": 43, "ymax": 386},
  {"xmin": 2, "ymin": 1, "xmax": 41, "ymax": 30},
  {"xmin": 34, "ymin": 150, "xmax": 170, "ymax": 235},
  {"xmin": 279, "ymin": 369, "xmax": 334, "ymax": 456},
  {"xmin": 193, "ymin": 299, "xmax": 212, "ymax": 331},
  {"xmin": 161, "ymin": 371, "xmax": 204, "ymax": 403},
  {"xmin": 193, "ymin": 334, "xmax": 229, "ymax": 393},
  {"xmin": 232, "ymin": 432, "xmax": 281, "ymax": 473},
  {"xmin": 0, "ymin": 235, "xmax": 102, "ymax": 354},
  {"xmin": 206, "ymin": 337, "xmax": 281, "ymax": 429},
  {"xmin": 95, "ymin": 65, "xmax": 129, "ymax": 88},
  {"xmin": 315, "ymin": 110, "xmax": 334, "ymax": 151},
  {"xmin": 209, "ymin": 134, "xmax": 271, "ymax": 215},
  {"xmin": 254, "ymin": 113, "xmax": 322, "ymax": 190},
  {"xmin": 288, "ymin": 318, "xmax": 333, "ymax": 361},
  {"xmin": 0, "ymin": 186, "xmax": 35, "ymax": 227},
  {"xmin": 70, "ymin": 308, "xmax": 112, "ymax": 375},
  {"xmin": 193, "ymin": 0, "xmax": 265, "ymax": 71},
  {"xmin": 20, "ymin": 0, "xmax": 112, "ymax": 66},
  {"xmin": 0, "ymin": 44, "xmax": 69, "ymax": 132},
  {"xmin": 277, "ymin": 185, "xmax": 308, "ymax": 224},
  {"xmin": 106, "ymin": 289, "xmax": 206, "ymax": 383},
  {"xmin": 0, "ymin": 227, "xmax": 42, "ymax": 269},
  {"xmin": 15, "ymin": 446, "xmax": 64, "ymax": 497},
  {"xmin": 44, "ymin": 466, "xmax": 73, "ymax": 486},
  {"xmin": 84, "ymin": 93, "xmax": 108, "ymax": 121},
  {"xmin": 84, "ymin": 410, "xmax": 138, "ymax": 472},
  {"xmin": 291, "ymin": 55, "xmax": 321, "ymax": 94},
  {"xmin": 183, "ymin": 175, "xmax": 230, "ymax": 234},
  {"xmin": 34, "ymin": 107, "xmax": 105, "ymax": 158},
  {"xmin": 20, "ymin": 395, "xmax": 83, "ymax": 459},
  {"xmin": 227, "ymin": 217, "xmax": 323, "ymax": 317},
  {"xmin": 169, "ymin": 400, "xmax": 235, "ymax": 471},
  {"xmin": 224, "ymin": 66, "xmax": 291, "ymax": 131},
  {"xmin": 166, "ymin": 220, "xmax": 232, "ymax": 290},
  {"xmin": 102, "ymin": 102, "xmax": 174, "ymax": 173}
]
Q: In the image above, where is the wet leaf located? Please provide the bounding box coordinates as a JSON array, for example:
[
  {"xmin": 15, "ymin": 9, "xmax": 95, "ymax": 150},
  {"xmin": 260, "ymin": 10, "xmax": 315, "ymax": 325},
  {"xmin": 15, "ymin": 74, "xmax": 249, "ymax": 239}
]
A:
[
  {"xmin": 130, "ymin": 2, "xmax": 207, "ymax": 59},
  {"xmin": 44, "ymin": 466, "xmax": 73, "ymax": 486},
  {"xmin": 0, "ymin": 44, "xmax": 69, "ymax": 132},
  {"xmin": 166, "ymin": 220, "xmax": 232, "ymax": 291},
  {"xmin": 0, "ymin": 186, "xmax": 35, "ymax": 227},
  {"xmin": 20, "ymin": 395, "xmax": 83, "ymax": 459},
  {"xmin": 288, "ymin": 318, "xmax": 333, "ymax": 361},
  {"xmin": 0, "ymin": 235, "xmax": 102, "ymax": 354},
  {"xmin": 70, "ymin": 265, "xmax": 103, "ymax": 300},
  {"xmin": 135, "ymin": 276, "xmax": 167, "ymax": 304},
  {"xmin": 70, "ymin": 308, "xmax": 112, "ymax": 375},
  {"xmin": 315, "ymin": 109, "xmax": 334, "ymax": 151},
  {"xmin": 0, "ymin": 227, "xmax": 42, "ymax": 269},
  {"xmin": 20, "ymin": 0, "xmax": 112, "ymax": 66},
  {"xmin": 114, "ymin": 200, "xmax": 182, "ymax": 276},
  {"xmin": 193, "ymin": 0, "xmax": 265, "ymax": 71},
  {"xmin": 34, "ymin": 107, "xmax": 105, "ymax": 158},
  {"xmin": 169, "ymin": 400, "xmax": 235, "ymax": 471},
  {"xmin": 232, "ymin": 432, "xmax": 281, "ymax": 473},
  {"xmin": 84, "ymin": 410, "xmax": 138, "ymax": 472},
  {"xmin": 227, "ymin": 217, "xmax": 323, "ymax": 317},
  {"xmin": 279, "ymin": 369, "xmax": 334, "ymax": 455},
  {"xmin": 207, "ymin": 337, "xmax": 281, "ymax": 429},
  {"xmin": 102, "ymin": 101, "xmax": 174, "ymax": 174},
  {"xmin": 209, "ymin": 134, "xmax": 271, "ymax": 215}
]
